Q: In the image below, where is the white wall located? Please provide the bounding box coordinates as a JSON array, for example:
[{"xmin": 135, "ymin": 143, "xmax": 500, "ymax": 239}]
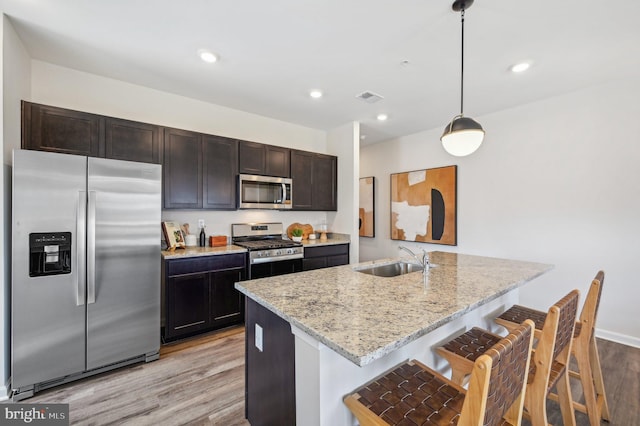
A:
[
  {"xmin": 1, "ymin": 13, "xmax": 32, "ymax": 398},
  {"xmin": 29, "ymin": 60, "xmax": 341, "ymax": 238},
  {"xmin": 31, "ymin": 61, "xmax": 327, "ymax": 153},
  {"xmin": 360, "ymin": 77, "xmax": 640, "ymax": 347}
]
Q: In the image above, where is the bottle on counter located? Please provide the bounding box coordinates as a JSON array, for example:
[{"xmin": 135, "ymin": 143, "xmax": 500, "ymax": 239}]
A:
[{"xmin": 199, "ymin": 227, "xmax": 206, "ymax": 247}]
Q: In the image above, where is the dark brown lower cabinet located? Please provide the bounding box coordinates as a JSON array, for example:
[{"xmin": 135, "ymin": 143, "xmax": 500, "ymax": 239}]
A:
[
  {"xmin": 167, "ymin": 272, "xmax": 210, "ymax": 337},
  {"xmin": 302, "ymin": 243, "xmax": 350, "ymax": 271},
  {"xmin": 245, "ymin": 297, "xmax": 296, "ymax": 425},
  {"xmin": 164, "ymin": 253, "xmax": 246, "ymax": 341}
]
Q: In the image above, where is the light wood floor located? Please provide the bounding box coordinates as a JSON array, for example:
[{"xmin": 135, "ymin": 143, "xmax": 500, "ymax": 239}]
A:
[
  {"xmin": 29, "ymin": 326, "xmax": 250, "ymax": 425},
  {"xmin": 25, "ymin": 327, "xmax": 639, "ymax": 425}
]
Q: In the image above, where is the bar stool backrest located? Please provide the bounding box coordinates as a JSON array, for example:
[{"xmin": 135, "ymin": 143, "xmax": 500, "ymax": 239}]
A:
[
  {"xmin": 579, "ymin": 270, "xmax": 604, "ymax": 342},
  {"xmin": 473, "ymin": 320, "xmax": 535, "ymax": 425},
  {"xmin": 552, "ymin": 290, "xmax": 580, "ymax": 361},
  {"xmin": 531, "ymin": 289, "xmax": 579, "ymax": 396}
]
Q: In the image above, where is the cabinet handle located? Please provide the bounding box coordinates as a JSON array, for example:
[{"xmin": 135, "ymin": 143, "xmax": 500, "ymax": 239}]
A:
[
  {"xmin": 76, "ymin": 191, "xmax": 86, "ymax": 306},
  {"xmin": 175, "ymin": 321, "xmax": 205, "ymax": 330},
  {"xmin": 87, "ymin": 190, "xmax": 96, "ymax": 304}
]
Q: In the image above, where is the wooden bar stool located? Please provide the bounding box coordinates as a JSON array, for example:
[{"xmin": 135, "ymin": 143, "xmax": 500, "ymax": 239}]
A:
[
  {"xmin": 436, "ymin": 290, "xmax": 580, "ymax": 426},
  {"xmin": 343, "ymin": 320, "xmax": 535, "ymax": 426},
  {"xmin": 495, "ymin": 271, "xmax": 609, "ymax": 426}
]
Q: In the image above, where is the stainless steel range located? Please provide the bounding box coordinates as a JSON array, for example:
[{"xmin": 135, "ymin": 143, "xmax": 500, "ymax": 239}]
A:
[{"xmin": 232, "ymin": 223, "xmax": 303, "ymax": 279}]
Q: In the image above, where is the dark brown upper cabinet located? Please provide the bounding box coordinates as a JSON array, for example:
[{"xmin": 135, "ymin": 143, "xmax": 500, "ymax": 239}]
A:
[
  {"xmin": 22, "ymin": 101, "xmax": 104, "ymax": 157},
  {"xmin": 163, "ymin": 129, "xmax": 238, "ymax": 210},
  {"xmin": 105, "ymin": 117, "xmax": 162, "ymax": 164},
  {"xmin": 163, "ymin": 128, "xmax": 203, "ymax": 209},
  {"xmin": 239, "ymin": 140, "xmax": 290, "ymax": 177},
  {"xmin": 291, "ymin": 150, "xmax": 337, "ymax": 211},
  {"xmin": 290, "ymin": 150, "xmax": 314, "ymax": 209},
  {"xmin": 22, "ymin": 101, "xmax": 161, "ymax": 164},
  {"xmin": 202, "ymin": 135, "xmax": 238, "ymax": 210}
]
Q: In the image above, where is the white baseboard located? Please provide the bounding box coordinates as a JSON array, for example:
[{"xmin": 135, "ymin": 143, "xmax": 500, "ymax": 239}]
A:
[{"xmin": 596, "ymin": 328, "xmax": 640, "ymax": 348}]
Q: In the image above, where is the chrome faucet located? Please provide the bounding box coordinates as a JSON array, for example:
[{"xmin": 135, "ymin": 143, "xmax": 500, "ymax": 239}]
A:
[{"xmin": 398, "ymin": 246, "xmax": 430, "ymax": 274}]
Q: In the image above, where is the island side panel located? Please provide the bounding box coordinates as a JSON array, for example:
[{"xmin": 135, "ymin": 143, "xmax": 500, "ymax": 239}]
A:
[
  {"xmin": 292, "ymin": 290, "xmax": 518, "ymax": 426},
  {"xmin": 245, "ymin": 298, "xmax": 296, "ymax": 425}
]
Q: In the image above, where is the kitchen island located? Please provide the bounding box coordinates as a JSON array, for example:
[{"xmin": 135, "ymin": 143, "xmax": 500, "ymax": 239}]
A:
[{"xmin": 235, "ymin": 251, "xmax": 552, "ymax": 426}]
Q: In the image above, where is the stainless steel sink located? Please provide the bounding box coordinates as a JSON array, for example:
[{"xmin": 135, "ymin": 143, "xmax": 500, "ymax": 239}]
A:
[{"xmin": 356, "ymin": 261, "xmax": 423, "ymax": 277}]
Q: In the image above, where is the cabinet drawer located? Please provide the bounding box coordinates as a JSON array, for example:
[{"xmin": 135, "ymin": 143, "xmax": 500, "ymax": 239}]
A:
[
  {"xmin": 166, "ymin": 253, "xmax": 246, "ymax": 276},
  {"xmin": 303, "ymin": 244, "xmax": 349, "ymax": 259},
  {"xmin": 327, "ymin": 254, "xmax": 349, "ymax": 267}
]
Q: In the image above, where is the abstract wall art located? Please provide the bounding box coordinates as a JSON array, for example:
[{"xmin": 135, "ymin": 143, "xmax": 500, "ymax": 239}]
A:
[
  {"xmin": 359, "ymin": 176, "xmax": 375, "ymax": 237},
  {"xmin": 390, "ymin": 165, "xmax": 457, "ymax": 245}
]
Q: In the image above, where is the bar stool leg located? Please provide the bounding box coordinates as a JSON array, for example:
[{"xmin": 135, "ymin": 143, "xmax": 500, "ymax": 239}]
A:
[
  {"xmin": 525, "ymin": 384, "xmax": 550, "ymax": 426},
  {"xmin": 556, "ymin": 367, "xmax": 578, "ymax": 426},
  {"xmin": 577, "ymin": 350, "xmax": 599, "ymax": 425},
  {"xmin": 590, "ymin": 337, "xmax": 611, "ymax": 421}
]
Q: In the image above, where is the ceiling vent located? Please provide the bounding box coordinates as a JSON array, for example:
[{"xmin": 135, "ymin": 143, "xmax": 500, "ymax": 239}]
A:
[{"xmin": 356, "ymin": 91, "xmax": 384, "ymax": 104}]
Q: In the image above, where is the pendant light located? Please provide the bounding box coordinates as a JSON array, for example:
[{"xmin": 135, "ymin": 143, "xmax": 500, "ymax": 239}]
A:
[{"xmin": 441, "ymin": 0, "xmax": 485, "ymax": 157}]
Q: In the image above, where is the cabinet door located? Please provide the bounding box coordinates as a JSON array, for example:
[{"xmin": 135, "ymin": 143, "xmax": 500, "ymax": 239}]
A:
[
  {"xmin": 265, "ymin": 145, "xmax": 290, "ymax": 178},
  {"xmin": 105, "ymin": 117, "xmax": 161, "ymax": 164},
  {"xmin": 203, "ymin": 135, "xmax": 238, "ymax": 209},
  {"xmin": 22, "ymin": 101, "xmax": 104, "ymax": 157},
  {"xmin": 303, "ymin": 244, "xmax": 349, "ymax": 270},
  {"xmin": 313, "ymin": 154, "xmax": 337, "ymax": 211},
  {"xmin": 166, "ymin": 273, "xmax": 210, "ymax": 339},
  {"xmin": 210, "ymin": 267, "xmax": 245, "ymax": 327},
  {"xmin": 163, "ymin": 128, "xmax": 202, "ymax": 209},
  {"xmin": 238, "ymin": 140, "xmax": 265, "ymax": 175},
  {"xmin": 302, "ymin": 257, "xmax": 328, "ymax": 271},
  {"xmin": 290, "ymin": 150, "xmax": 314, "ymax": 210},
  {"xmin": 327, "ymin": 254, "xmax": 349, "ymax": 267}
]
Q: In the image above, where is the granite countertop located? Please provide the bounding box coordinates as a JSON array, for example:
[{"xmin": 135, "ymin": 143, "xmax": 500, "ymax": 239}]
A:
[
  {"xmin": 161, "ymin": 245, "xmax": 247, "ymax": 259},
  {"xmin": 235, "ymin": 251, "xmax": 552, "ymax": 366},
  {"xmin": 300, "ymin": 237, "xmax": 350, "ymax": 247},
  {"xmin": 161, "ymin": 235, "xmax": 349, "ymax": 259}
]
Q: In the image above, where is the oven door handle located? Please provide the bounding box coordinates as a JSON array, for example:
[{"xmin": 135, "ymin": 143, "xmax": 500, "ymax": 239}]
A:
[
  {"xmin": 281, "ymin": 183, "xmax": 287, "ymax": 203},
  {"xmin": 251, "ymin": 253, "xmax": 304, "ymax": 264}
]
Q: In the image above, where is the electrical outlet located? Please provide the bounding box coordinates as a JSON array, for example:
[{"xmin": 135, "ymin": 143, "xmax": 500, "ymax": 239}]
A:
[
  {"xmin": 255, "ymin": 324, "xmax": 263, "ymax": 352},
  {"xmin": 198, "ymin": 219, "xmax": 205, "ymax": 229}
]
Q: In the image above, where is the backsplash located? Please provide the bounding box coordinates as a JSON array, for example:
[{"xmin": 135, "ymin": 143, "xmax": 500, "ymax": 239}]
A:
[{"xmin": 161, "ymin": 210, "xmax": 331, "ymax": 242}]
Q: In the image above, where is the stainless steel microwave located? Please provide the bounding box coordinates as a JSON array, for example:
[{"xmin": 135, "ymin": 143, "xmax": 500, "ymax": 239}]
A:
[{"xmin": 238, "ymin": 174, "xmax": 292, "ymax": 209}]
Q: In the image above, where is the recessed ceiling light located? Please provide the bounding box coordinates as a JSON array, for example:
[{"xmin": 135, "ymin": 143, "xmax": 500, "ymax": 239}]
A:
[
  {"xmin": 376, "ymin": 114, "xmax": 388, "ymax": 121},
  {"xmin": 198, "ymin": 49, "xmax": 218, "ymax": 63},
  {"xmin": 309, "ymin": 90, "xmax": 323, "ymax": 99},
  {"xmin": 510, "ymin": 62, "xmax": 531, "ymax": 73}
]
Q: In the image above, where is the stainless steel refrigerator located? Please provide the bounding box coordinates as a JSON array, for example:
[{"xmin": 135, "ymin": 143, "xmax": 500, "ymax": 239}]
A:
[{"xmin": 11, "ymin": 149, "xmax": 161, "ymax": 400}]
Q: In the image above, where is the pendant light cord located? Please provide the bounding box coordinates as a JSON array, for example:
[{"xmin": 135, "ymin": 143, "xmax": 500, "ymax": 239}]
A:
[{"xmin": 460, "ymin": 8, "xmax": 465, "ymax": 116}]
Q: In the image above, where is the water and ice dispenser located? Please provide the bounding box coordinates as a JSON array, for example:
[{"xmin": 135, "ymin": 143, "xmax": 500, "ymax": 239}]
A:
[{"xmin": 29, "ymin": 232, "xmax": 72, "ymax": 277}]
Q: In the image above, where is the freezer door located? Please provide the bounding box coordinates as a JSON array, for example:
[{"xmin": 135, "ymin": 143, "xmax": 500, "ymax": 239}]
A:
[
  {"xmin": 86, "ymin": 157, "xmax": 161, "ymax": 369},
  {"xmin": 12, "ymin": 150, "xmax": 88, "ymax": 389}
]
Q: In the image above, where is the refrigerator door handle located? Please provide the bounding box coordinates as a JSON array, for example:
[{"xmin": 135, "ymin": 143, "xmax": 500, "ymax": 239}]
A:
[
  {"xmin": 76, "ymin": 191, "xmax": 87, "ymax": 306},
  {"xmin": 87, "ymin": 190, "xmax": 97, "ymax": 304}
]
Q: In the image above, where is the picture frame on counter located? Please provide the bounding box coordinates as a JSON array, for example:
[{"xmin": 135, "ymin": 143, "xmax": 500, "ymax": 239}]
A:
[{"xmin": 162, "ymin": 221, "xmax": 185, "ymax": 249}]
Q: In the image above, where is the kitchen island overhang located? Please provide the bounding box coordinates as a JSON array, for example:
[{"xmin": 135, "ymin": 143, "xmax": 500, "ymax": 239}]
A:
[{"xmin": 236, "ymin": 251, "xmax": 553, "ymax": 426}]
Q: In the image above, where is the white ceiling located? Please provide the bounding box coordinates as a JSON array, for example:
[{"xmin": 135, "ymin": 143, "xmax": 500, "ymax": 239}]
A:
[{"xmin": 2, "ymin": 0, "xmax": 639, "ymax": 145}]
